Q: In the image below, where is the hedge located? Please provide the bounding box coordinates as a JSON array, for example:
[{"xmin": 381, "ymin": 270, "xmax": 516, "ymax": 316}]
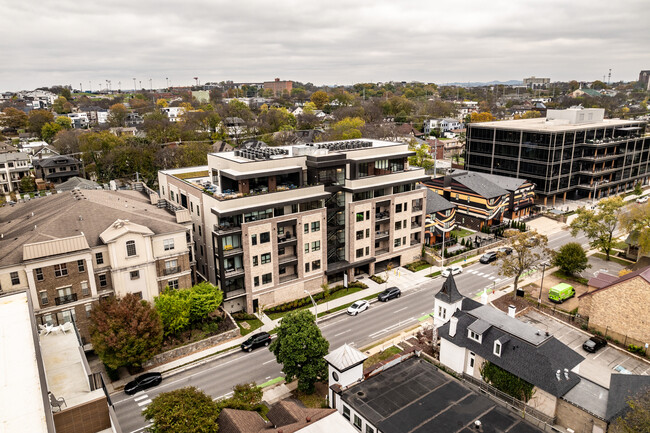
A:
[{"xmin": 263, "ymin": 282, "xmax": 368, "ymax": 314}]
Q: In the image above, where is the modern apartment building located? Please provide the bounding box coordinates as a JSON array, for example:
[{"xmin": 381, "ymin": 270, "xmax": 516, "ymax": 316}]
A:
[
  {"xmin": 158, "ymin": 139, "xmax": 427, "ymax": 313},
  {"xmin": 0, "ymin": 189, "xmax": 194, "ymax": 344},
  {"xmin": 466, "ymin": 107, "xmax": 649, "ymax": 206}
]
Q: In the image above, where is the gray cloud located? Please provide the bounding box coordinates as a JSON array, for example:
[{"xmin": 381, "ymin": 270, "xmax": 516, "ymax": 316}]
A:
[{"xmin": 0, "ymin": 0, "xmax": 648, "ymax": 91}]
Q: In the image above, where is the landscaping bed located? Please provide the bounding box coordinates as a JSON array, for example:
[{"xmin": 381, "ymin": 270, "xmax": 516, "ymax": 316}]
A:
[
  {"xmin": 291, "ymin": 381, "xmax": 329, "ymax": 408},
  {"xmin": 363, "ymin": 346, "xmax": 402, "ymax": 369},
  {"xmin": 233, "ymin": 312, "xmax": 263, "ymax": 336},
  {"xmin": 159, "ymin": 309, "xmax": 237, "ymax": 352},
  {"xmin": 404, "ymin": 260, "xmax": 430, "ymax": 272}
]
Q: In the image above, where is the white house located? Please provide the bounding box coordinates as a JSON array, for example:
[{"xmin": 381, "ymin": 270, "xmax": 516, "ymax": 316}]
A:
[
  {"xmin": 161, "ymin": 106, "xmax": 186, "ymax": 122},
  {"xmin": 423, "ymin": 118, "xmax": 463, "ymax": 135}
]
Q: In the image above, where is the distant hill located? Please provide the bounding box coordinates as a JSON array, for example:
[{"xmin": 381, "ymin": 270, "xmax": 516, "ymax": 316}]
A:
[{"xmin": 441, "ymin": 80, "xmax": 523, "ymax": 87}]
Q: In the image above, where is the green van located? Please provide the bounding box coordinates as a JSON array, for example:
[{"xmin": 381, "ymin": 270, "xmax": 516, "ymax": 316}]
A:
[{"xmin": 548, "ymin": 283, "xmax": 575, "ymax": 303}]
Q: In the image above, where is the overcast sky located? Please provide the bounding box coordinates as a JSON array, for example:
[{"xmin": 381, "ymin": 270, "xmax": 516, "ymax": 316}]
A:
[{"xmin": 1, "ymin": 0, "xmax": 648, "ymax": 91}]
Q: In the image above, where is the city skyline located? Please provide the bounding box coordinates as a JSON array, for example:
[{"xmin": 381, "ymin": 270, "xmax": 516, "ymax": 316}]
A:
[{"xmin": 0, "ymin": 0, "xmax": 648, "ymax": 91}]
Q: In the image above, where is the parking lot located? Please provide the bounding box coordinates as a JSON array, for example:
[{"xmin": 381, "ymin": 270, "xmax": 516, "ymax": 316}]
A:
[{"xmin": 521, "ymin": 309, "xmax": 650, "ymax": 388}]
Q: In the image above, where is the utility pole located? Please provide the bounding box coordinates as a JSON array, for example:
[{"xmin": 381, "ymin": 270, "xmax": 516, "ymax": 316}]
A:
[
  {"xmin": 118, "ymin": 81, "xmax": 121, "ymax": 92},
  {"xmin": 194, "ymin": 77, "xmax": 199, "ymax": 87},
  {"xmin": 89, "ymin": 81, "xmax": 92, "ymax": 92},
  {"xmin": 149, "ymin": 78, "xmax": 152, "ymax": 92},
  {"xmin": 608, "ymin": 69, "xmax": 612, "ymax": 85},
  {"xmin": 80, "ymin": 83, "xmax": 83, "ymax": 93},
  {"xmin": 133, "ymin": 77, "xmax": 137, "ymax": 92},
  {"xmin": 166, "ymin": 77, "xmax": 169, "ymax": 88}
]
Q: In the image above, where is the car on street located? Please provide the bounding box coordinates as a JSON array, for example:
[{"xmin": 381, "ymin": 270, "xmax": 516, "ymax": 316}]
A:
[
  {"xmin": 636, "ymin": 196, "xmax": 649, "ymax": 204},
  {"xmin": 347, "ymin": 300, "xmax": 370, "ymax": 315},
  {"xmin": 498, "ymin": 247, "xmax": 513, "ymax": 255},
  {"xmin": 241, "ymin": 332, "xmax": 272, "ymax": 352},
  {"xmin": 441, "ymin": 265, "xmax": 462, "ymax": 278},
  {"xmin": 479, "ymin": 252, "xmax": 498, "ymax": 264},
  {"xmin": 582, "ymin": 336, "xmax": 608, "ymax": 353},
  {"xmin": 378, "ymin": 287, "xmax": 401, "ymax": 302},
  {"xmin": 124, "ymin": 372, "xmax": 162, "ymax": 395}
]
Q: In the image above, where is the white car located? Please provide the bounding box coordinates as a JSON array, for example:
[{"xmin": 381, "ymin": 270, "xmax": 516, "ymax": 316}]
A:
[
  {"xmin": 636, "ymin": 196, "xmax": 648, "ymax": 204},
  {"xmin": 347, "ymin": 300, "xmax": 370, "ymax": 316},
  {"xmin": 441, "ymin": 265, "xmax": 462, "ymax": 278}
]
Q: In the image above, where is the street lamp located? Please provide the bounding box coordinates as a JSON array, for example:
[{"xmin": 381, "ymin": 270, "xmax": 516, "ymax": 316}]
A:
[
  {"xmin": 304, "ymin": 290, "xmax": 318, "ymax": 325},
  {"xmin": 537, "ymin": 262, "xmax": 549, "ymax": 307}
]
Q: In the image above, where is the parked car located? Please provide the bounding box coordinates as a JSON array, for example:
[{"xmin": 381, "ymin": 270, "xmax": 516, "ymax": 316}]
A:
[
  {"xmin": 636, "ymin": 196, "xmax": 649, "ymax": 204},
  {"xmin": 548, "ymin": 283, "xmax": 575, "ymax": 303},
  {"xmin": 498, "ymin": 247, "xmax": 513, "ymax": 255},
  {"xmin": 241, "ymin": 332, "xmax": 272, "ymax": 352},
  {"xmin": 582, "ymin": 336, "xmax": 608, "ymax": 353},
  {"xmin": 347, "ymin": 300, "xmax": 370, "ymax": 315},
  {"xmin": 441, "ymin": 265, "xmax": 462, "ymax": 278},
  {"xmin": 124, "ymin": 372, "xmax": 162, "ymax": 395},
  {"xmin": 479, "ymin": 252, "xmax": 498, "ymax": 264},
  {"xmin": 378, "ymin": 287, "xmax": 401, "ymax": 302}
]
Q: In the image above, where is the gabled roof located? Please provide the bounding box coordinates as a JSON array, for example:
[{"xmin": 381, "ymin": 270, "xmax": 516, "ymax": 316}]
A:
[
  {"xmin": 33, "ymin": 155, "xmax": 80, "ymax": 168},
  {"xmin": 218, "ymin": 408, "xmax": 267, "ymax": 433},
  {"xmin": 324, "ymin": 344, "xmax": 367, "ymax": 372},
  {"xmin": 465, "ymin": 171, "xmax": 530, "ymax": 193},
  {"xmin": 605, "ymin": 374, "xmax": 650, "ymax": 421},
  {"xmin": 449, "ymin": 172, "xmax": 509, "ymax": 199},
  {"xmin": 425, "ymin": 189, "xmax": 454, "ymax": 214},
  {"xmin": 434, "ymin": 274, "xmax": 463, "ymax": 304},
  {"xmin": 580, "ymin": 266, "xmax": 650, "ymax": 298},
  {"xmin": 23, "ymin": 235, "xmax": 90, "ymax": 261},
  {"xmin": 99, "ymin": 219, "xmax": 154, "ymax": 243},
  {"xmin": 55, "ymin": 176, "xmax": 100, "ymax": 192}
]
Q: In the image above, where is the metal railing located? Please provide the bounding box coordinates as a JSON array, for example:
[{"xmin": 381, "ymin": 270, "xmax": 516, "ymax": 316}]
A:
[
  {"xmin": 55, "ymin": 293, "xmax": 78, "ymax": 305},
  {"xmin": 163, "ymin": 266, "xmax": 181, "ymax": 275}
]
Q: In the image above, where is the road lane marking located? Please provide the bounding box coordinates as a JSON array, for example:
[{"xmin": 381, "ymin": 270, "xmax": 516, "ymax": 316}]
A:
[
  {"xmin": 488, "ymin": 276, "xmax": 495, "ymax": 280},
  {"xmin": 394, "ymin": 307, "xmax": 408, "ymax": 313},
  {"xmin": 335, "ymin": 329, "xmax": 351, "ymax": 337},
  {"xmin": 213, "ymin": 391, "xmax": 234, "ymax": 401},
  {"xmin": 129, "ymin": 423, "xmax": 153, "ymax": 433},
  {"xmin": 266, "ymin": 376, "xmax": 271, "ymax": 379},
  {"xmin": 262, "ymin": 359, "xmax": 275, "ymax": 365},
  {"xmin": 134, "ymin": 394, "xmax": 149, "ymax": 402},
  {"xmin": 137, "ymin": 399, "xmax": 152, "ymax": 407}
]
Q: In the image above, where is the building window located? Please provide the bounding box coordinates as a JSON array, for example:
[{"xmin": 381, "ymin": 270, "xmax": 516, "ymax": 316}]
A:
[
  {"xmin": 260, "ymin": 232, "xmax": 270, "ymax": 243},
  {"xmin": 366, "ymin": 426, "xmax": 375, "ymax": 433},
  {"xmin": 304, "ymin": 223, "xmax": 309, "ymax": 234},
  {"xmin": 396, "ymin": 203, "xmax": 403, "ymax": 213},
  {"xmin": 394, "ymin": 238, "xmax": 402, "ymax": 248},
  {"xmin": 356, "ymin": 230, "xmax": 364, "ymax": 240},
  {"xmin": 356, "ymin": 248, "xmax": 364, "ymax": 258},
  {"xmin": 305, "ymin": 243, "xmax": 309, "ymax": 254},
  {"xmin": 365, "ymin": 246, "xmax": 369, "ymax": 255},
  {"xmin": 85, "ymin": 304, "xmax": 92, "ymax": 318},
  {"xmin": 164, "ymin": 239, "xmax": 175, "ymax": 251},
  {"xmin": 468, "ymin": 330, "xmax": 482, "ymax": 343},
  {"xmin": 10, "ymin": 271, "xmax": 20, "ymax": 285},
  {"xmin": 311, "ymin": 241, "xmax": 320, "ymax": 252},
  {"xmin": 253, "ymin": 256, "xmax": 258, "ymax": 266},
  {"xmin": 77, "ymin": 259, "xmax": 85, "ymax": 272},
  {"xmin": 278, "ymin": 247, "xmax": 285, "ymax": 256},
  {"xmin": 494, "ymin": 341, "xmax": 502, "ymax": 357},
  {"xmin": 343, "ymin": 405, "xmax": 350, "ymax": 420},
  {"xmin": 81, "ymin": 281, "xmax": 89, "ymax": 296},
  {"xmin": 96, "ymin": 252, "xmax": 104, "ymax": 265},
  {"xmin": 354, "ymin": 414, "xmax": 362, "ymax": 430},
  {"xmin": 438, "ymin": 306, "xmax": 446, "ymax": 320},
  {"xmin": 98, "ymin": 274, "xmax": 107, "ymax": 287},
  {"xmin": 305, "ymin": 263, "xmax": 310, "ymax": 273},
  {"xmin": 165, "ymin": 260, "xmax": 178, "ymax": 273},
  {"xmin": 197, "ymin": 207, "xmax": 200, "ymax": 216},
  {"xmin": 198, "ymin": 226, "xmax": 202, "ymax": 237},
  {"xmin": 261, "ymin": 253, "xmax": 271, "ymax": 264},
  {"xmin": 395, "ymin": 221, "xmax": 402, "ymax": 230},
  {"xmin": 40, "ymin": 291, "xmax": 48, "ymax": 305},
  {"xmin": 130, "ymin": 270, "xmax": 140, "ymax": 280},
  {"xmin": 312, "ymin": 260, "xmax": 321, "ymax": 270},
  {"xmin": 279, "ymin": 266, "xmax": 286, "ymax": 275},
  {"xmin": 365, "ymin": 228, "xmax": 370, "ymax": 238},
  {"xmin": 126, "ymin": 240, "xmax": 137, "ymax": 257},
  {"xmin": 35, "ymin": 268, "xmax": 44, "ymax": 281},
  {"xmin": 262, "ymin": 273, "xmax": 272, "ymax": 284},
  {"xmin": 254, "ymin": 276, "xmax": 260, "ymax": 287},
  {"xmin": 356, "ymin": 212, "xmax": 364, "ymax": 222},
  {"xmin": 168, "ymin": 279, "xmax": 179, "ymax": 289},
  {"xmin": 469, "ymin": 352, "xmax": 475, "ymax": 369},
  {"xmin": 54, "ymin": 264, "xmax": 68, "ymax": 277},
  {"xmin": 311, "ymin": 221, "xmax": 320, "ymax": 232},
  {"xmin": 404, "ymin": 202, "xmax": 408, "ymax": 211},
  {"xmin": 251, "ymin": 234, "xmax": 257, "ymax": 246}
]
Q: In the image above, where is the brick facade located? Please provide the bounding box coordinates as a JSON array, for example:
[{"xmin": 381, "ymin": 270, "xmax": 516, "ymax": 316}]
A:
[
  {"xmin": 52, "ymin": 396, "xmax": 111, "ymax": 433},
  {"xmin": 154, "ymin": 252, "xmax": 192, "ymax": 293},
  {"xmin": 33, "ymin": 259, "xmax": 94, "ymax": 309},
  {"xmin": 555, "ymin": 398, "xmax": 607, "ymax": 433}
]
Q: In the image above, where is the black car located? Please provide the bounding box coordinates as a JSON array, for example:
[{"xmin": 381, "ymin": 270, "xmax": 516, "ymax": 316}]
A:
[
  {"xmin": 498, "ymin": 247, "xmax": 513, "ymax": 255},
  {"xmin": 378, "ymin": 287, "xmax": 401, "ymax": 302},
  {"xmin": 124, "ymin": 372, "xmax": 162, "ymax": 395},
  {"xmin": 582, "ymin": 336, "xmax": 608, "ymax": 353},
  {"xmin": 241, "ymin": 332, "xmax": 272, "ymax": 352},
  {"xmin": 479, "ymin": 252, "xmax": 498, "ymax": 264}
]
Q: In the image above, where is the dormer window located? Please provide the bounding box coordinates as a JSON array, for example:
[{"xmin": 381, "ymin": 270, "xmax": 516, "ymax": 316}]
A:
[
  {"xmin": 494, "ymin": 341, "xmax": 502, "ymax": 356},
  {"xmin": 468, "ymin": 330, "xmax": 482, "ymax": 343},
  {"xmin": 126, "ymin": 240, "xmax": 137, "ymax": 257}
]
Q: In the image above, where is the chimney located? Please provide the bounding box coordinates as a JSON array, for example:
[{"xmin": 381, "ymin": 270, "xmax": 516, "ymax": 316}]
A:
[
  {"xmin": 556, "ymin": 370, "xmax": 561, "ymax": 381},
  {"xmin": 306, "ymin": 416, "xmax": 311, "ymax": 422},
  {"xmin": 508, "ymin": 305, "xmax": 516, "ymax": 318},
  {"xmin": 564, "ymin": 368, "xmax": 569, "ymax": 380},
  {"xmin": 449, "ymin": 316, "xmax": 458, "ymax": 337}
]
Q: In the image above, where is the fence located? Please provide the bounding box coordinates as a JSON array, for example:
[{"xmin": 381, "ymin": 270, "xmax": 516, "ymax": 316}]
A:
[
  {"xmin": 426, "ymin": 237, "xmax": 509, "ymax": 267},
  {"xmin": 461, "ymin": 373, "xmax": 557, "ymax": 428}
]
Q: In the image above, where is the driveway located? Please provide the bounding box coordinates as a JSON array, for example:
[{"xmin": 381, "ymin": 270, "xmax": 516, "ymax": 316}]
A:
[{"xmin": 519, "ymin": 309, "xmax": 650, "ymax": 388}]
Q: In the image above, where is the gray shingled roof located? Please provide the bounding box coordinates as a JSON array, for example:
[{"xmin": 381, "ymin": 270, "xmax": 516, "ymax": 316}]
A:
[
  {"xmin": 0, "ymin": 190, "xmax": 185, "ymax": 267},
  {"xmin": 55, "ymin": 177, "xmax": 101, "ymax": 192},
  {"xmin": 468, "ymin": 172, "xmax": 529, "ymax": 193},
  {"xmin": 33, "ymin": 155, "xmax": 80, "ymax": 168},
  {"xmin": 439, "ymin": 308, "xmax": 584, "ymax": 397},
  {"xmin": 449, "ymin": 171, "xmax": 509, "ymax": 198},
  {"xmin": 425, "ymin": 188, "xmax": 454, "ymax": 214},
  {"xmin": 605, "ymin": 374, "xmax": 650, "ymax": 421},
  {"xmin": 435, "ymin": 274, "xmax": 463, "ymax": 304}
]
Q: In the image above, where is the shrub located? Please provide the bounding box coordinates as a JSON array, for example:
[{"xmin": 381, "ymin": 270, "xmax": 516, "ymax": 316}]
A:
[
  {"xmin": 628, "ymin": 344, "xmax": 645, "ymax": 355},
  {"xmin": 201, "ymin": 321, "xmax": 221, "ymax": 334},
  {"xmin": 104, "ymin": 364, "xmax": 120, "ymax": 381},
  {"xmin": 232, "ymin": 312, "xmax": 257, "ymax": 320}
]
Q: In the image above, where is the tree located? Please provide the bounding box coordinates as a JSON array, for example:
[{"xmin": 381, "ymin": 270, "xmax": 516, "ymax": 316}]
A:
[
  {"xmin": 89, "ymin": 293, "xmax": 163, "ymax": 369},
  {"xmin": 269, "ymin": 310, "xmax": 329, "ymax": 393},
  {"xmin": 0, "ymin": 107, "xmax": 28, "ymax": 130},
  {"xmin": 480, "ymin": 361, "xmax": 535, "ymax": 402},
  {"xmin": 620, "ymin": 201, "xmax": 650, "ymax": 255},
  {"xmin": 469, "ymin": 111, "xmax": 495, "ymax": 123},
  {"xmin": 552, "ymin": 242, "xmax": 590, "ymax": 275},
  {"xmin": 155, "ymin": 290, "xmax": 191, "ymax": 336},
  {"xmin": 216, "ymin": 382, "xmax": 264, "ymax": 412},
  {"xmin": 187, "ymin": 282, "xmax": 223, "ymax": 324},
  {"xmin": 108, "ymin": 103, "xmax": 128, "ymax": 127},
  {"xmin": 28, "ymin": 109, "xmax": 54, "ymax": 137},
  {"xmin": 570, "ymin": 196, "xmax": 625, "ymax": 260},
  {"xmin": 494, "ymin": 230, "xmax": 551, "ymax": 297},
  {"xmin": 610, "ymin": 388, "xmax": 650, "ymax": 433},
  {"xmin": 19, "ymin": 176, "xmax": 36, "ymax": 193},
  {"xmin": 55, "ymin": 116, "xmax": 73, "ymax": 129},
  {"xmin": 310, "ymin": 91, "xmax": 329, "ymax": 110},
  {"xmin": 633, "ymin": 182, "xmax": 643, "ymax": 196},
  {"xmin": 52, "ymin": 96, "xmax": 72, "ymax": 114},
  {"xmin": 143, "ymin": 387, "xmax": 220, "ymax": 433},
  {"xmin": 408, "ymin": 141, "xmax": 434, "ymax": 170},
  {"xmin": 320, "ymin": 117, "xmax": 365, "ymax": 141},
  {"xmin": 41, "ymin": 122, "xmax": 63, "ymax": 144}
]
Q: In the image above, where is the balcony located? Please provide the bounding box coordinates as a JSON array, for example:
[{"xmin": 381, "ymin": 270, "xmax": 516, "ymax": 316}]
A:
[
  {"xmin": 412, "ymin": 205, "xmax": 423, "ymax": 212},
  {"xmin": 375, "ymin": 211, "xmax": 390, "ymax": 221},
  {"xmin": 214, "ymin": 223, "xmax": 242, "ymax": 234},
  {"xmin": 163, "ymin": 266, "xmax": 181, "ymax": 276},
  {"xmin": 280, "ymin": 274, "xmax": 299, "ymax": 284},
  {"xmin": 277, "ymin": 234, "xmax": 297, "ymax": 247},
  {"xmin": 375, "ymin": 248, "xmax": 389, "ymax": 255},
  {"xmin": 222, "ymin": 245, "xmax": 243, "ymax": 257},
  {"xmin": 279, "ymin": 255, "xmax": 298, "ymax": 265},
  {"xmin": 375, "ymin": 230, "xmax": 390, "ymax": 239},
  {"xmin": 55, "ymin": 293, "xmax": 78, "ymax": 306},
  {"xmin": 411, "ymin": 221, "xmax": 422, "ymax": 229},
  {"xmin": 224, "ymin": 267, "xmax": 245, "ymax": 277}
]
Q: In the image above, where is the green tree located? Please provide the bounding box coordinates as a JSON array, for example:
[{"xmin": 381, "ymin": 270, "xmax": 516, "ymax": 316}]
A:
[
  {"xmin": 480, "ymin": 361, "xmax": 535, "ymax": 402},
  {"xmin": 552, "ymin": 242, "xmax": 590, "ymax": 275},
  {"xmin": 570, "ymin": 196, "xmax": 625, "ymax": 260},
  {"xmin": 216, "ymin": 382, "xmax": 264, "ymax": 412},
  {"xmin": 155, "ymin": 290, "xmax": 191, "ymax": 336},
  {"xmin": 310, "ymin": 90, "xmax": 329, "ymax": 110},
  {"xmin": 28, "ymin": 109, "xmax": 54, "ymax": 137},
  {"xmin": 620, "ymin": 201, "xmax": 650, "ymax": 255},
  {"xmin": 143, "ymin": 387, "xmax": 220, "ymax": 433},
  {"xmin": 591, "ymin": 80, "xmax": 607, "ymax": 90},
  {"xmin": 52, "ymin": 96, "xmax": 72, "ymax": 114},
  {"xmin": 633, "ymin": 182, "xmax": 643, "ymax": 196},
  {"xmin": 19, "ymin": 176, "xmax": 36, "ymax": 193},
  {"xmin": 321, "ymin": 117, "xmax": 364, "ymax": 141},
  {"xmin": 55, "ymin": 116, "xmax": 73, "ymax": 129},
  {"xmin": 89, "ymin": 294, "xmax": 163, "ymax": 369},
  {"xmin": 408, "ymin": 141, "xmax": 434, "ymax": 170},
  {"xmin": 108, "ymin": 103, "xmax": 128, "ymax": 127},
  {"xmin": 0, "ymin": 107, "xmax": 28, "ymax": 130},
  {"xmin": 187, "ymin": 282, "xmax": 223, "ymax": 324},
  {"xmin": 610, "ymin": 388, "xmax": 650, "ymax": 433},
  {"xmin": 269, "ymin": 310, "xmax": 329, "ymax": 393},
  {"xmin": 41, "ymin": 122, "xmax": 63, "ymax": 144},
  {"xmin": 495, "ymin": 230, "xmax": 551, "ymax": 297}
]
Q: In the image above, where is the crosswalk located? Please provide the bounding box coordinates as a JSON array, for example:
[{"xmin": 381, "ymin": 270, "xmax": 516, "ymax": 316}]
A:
[
  {"xmin": 134, "ymin": 392, "xmax": 152, "ymax": 411},
  {"xmin": 466, "ymin": 269, "xmax": 502, "ymax": 283}
]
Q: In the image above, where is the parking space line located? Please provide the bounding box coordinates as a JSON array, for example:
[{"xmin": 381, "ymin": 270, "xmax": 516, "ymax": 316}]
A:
[{"xmin": 592, "ymin": 347, "xmax": 610, "ymax": 360}]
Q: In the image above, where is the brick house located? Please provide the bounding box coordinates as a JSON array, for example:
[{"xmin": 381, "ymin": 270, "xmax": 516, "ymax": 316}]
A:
[
  {"xmin": 0, "ymin": 189, "xmax": 194, "ymax": 345},
  {"xmin": 579, "ymin": 266, "xmax": 650, "ymax": 347}
]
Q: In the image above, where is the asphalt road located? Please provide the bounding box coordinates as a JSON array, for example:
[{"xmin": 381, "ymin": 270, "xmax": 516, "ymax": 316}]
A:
[{"xmin": 113, "ymin": 228, "xmax": 590, "ymax": 433}]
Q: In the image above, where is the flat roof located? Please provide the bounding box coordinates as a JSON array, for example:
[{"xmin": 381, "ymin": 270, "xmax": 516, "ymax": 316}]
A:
[
  {"xmin": 562, "ymin": 377, "xmax": 609, "ymax": 419},
  {"xmin": 0, "ymin": 291, "xmax": 51, "ymax": 433},
  {"xmin": 471, "ymin": 117, "xmax": 642, "ymax": 132}
]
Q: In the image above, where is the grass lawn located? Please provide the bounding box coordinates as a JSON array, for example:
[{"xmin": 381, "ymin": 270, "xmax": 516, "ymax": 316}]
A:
[
  {"xmin": 363, "ymin": 346, "xmax": 402, "ymax": 369},
  {"xmin": 552, "ymin": 270, "xmax": 589, "ymax": 286},
  {"xmin": 236, "ymin": 318, "xmax": 263, "ymax": 336},
  {"xmin": 316, "ymin": 292, "xmax": 379, "ymax": 318},
  {"xmin": 613, "ymin": 241, "xmax": 629, "ymax": 250},
  {"xmin": 265, "ymin": 287, "xmax": 365, "ymax": 320},
  {"xmin": 405, "ymin": 260, "xmax": 430, "ymax": 272},
  {"xmin": 451, "ymin": 228, "xmax": 473, "ymax": 238},
  {"xmin": 292, "ymin": 389, "xmax": 327, "ymax": 408},
  {"xmin": 593, "ymin": 252, "xmax": 634, "ymax": 267},
  {"xmin": 426, "ymin": 270, "xmax": 441, "ymax": 278}
]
